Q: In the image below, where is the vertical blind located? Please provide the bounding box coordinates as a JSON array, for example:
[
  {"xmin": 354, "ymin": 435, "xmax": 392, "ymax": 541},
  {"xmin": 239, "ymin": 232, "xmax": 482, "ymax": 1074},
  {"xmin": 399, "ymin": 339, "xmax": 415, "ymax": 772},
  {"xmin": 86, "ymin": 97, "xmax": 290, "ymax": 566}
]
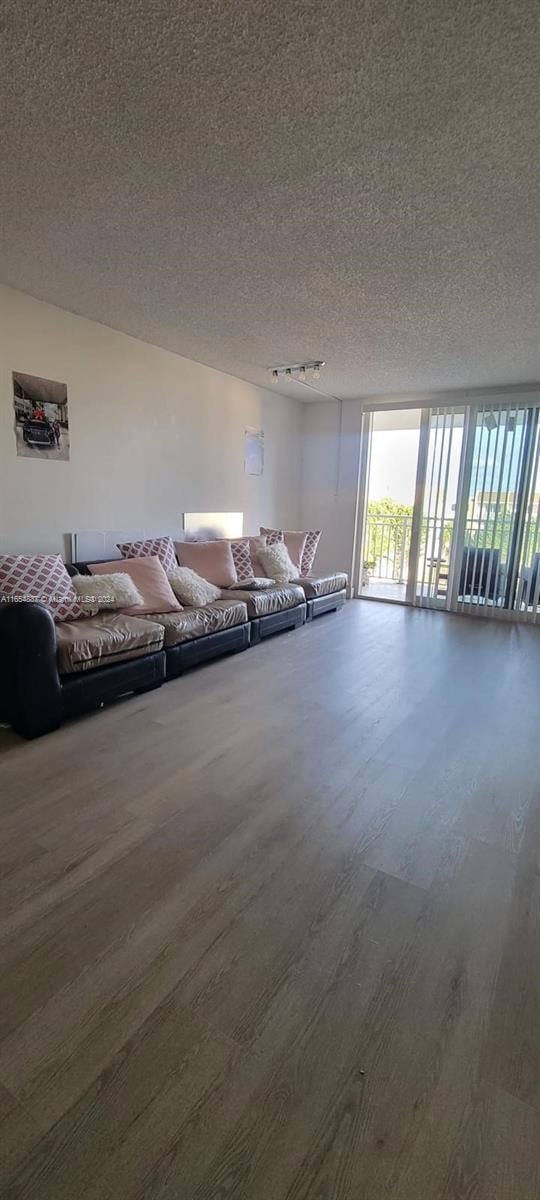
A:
[
  {"xmin": 413, "ymin": 400, "xmax": 540, "ymax": 623},
  {"xmin": 415, "ymin": 407, "xmax": 463, "ymax": 608}
]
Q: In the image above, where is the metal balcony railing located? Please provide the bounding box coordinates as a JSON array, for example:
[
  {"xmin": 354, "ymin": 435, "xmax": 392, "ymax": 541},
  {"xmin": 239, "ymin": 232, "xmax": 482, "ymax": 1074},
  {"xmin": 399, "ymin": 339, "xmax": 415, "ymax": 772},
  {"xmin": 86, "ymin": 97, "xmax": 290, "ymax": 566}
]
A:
[
  {"xmin": 363, "ymin": 514, "xmax": 413, "ymax": 584},
  {"xmin": 364, "ymin": 509, "xmax": 537, "ymax": 594}
]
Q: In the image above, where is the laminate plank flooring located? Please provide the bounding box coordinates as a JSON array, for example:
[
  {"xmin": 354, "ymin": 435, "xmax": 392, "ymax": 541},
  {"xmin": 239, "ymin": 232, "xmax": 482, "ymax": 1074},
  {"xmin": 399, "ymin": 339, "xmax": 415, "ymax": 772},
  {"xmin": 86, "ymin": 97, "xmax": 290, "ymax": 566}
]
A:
[{"xmin": 1, "ymin": 600, "xmax": 539, "ymax": 1198}]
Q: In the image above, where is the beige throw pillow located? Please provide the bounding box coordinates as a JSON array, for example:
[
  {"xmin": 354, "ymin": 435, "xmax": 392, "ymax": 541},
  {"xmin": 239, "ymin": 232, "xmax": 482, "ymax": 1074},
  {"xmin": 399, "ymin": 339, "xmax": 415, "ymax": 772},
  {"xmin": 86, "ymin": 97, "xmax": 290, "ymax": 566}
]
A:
[
  {"xmin": 72, "ymin": 572, "xmax": 144, "ymax": 612},
  {"xmin": 167, "ymin": 567, "xmax": 221, "ymax": 607},
  {"xmin": 258, "ymin": 542, "xmax": 298, "ymax": 583}
]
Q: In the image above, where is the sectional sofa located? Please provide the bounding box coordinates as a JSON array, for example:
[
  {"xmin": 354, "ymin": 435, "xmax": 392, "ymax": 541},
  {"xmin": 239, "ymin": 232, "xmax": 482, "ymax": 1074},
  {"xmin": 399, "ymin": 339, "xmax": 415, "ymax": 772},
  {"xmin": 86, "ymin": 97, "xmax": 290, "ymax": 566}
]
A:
[{"xmin": 0, "ymin": 548, "xmax": 347, "ymax": 739}]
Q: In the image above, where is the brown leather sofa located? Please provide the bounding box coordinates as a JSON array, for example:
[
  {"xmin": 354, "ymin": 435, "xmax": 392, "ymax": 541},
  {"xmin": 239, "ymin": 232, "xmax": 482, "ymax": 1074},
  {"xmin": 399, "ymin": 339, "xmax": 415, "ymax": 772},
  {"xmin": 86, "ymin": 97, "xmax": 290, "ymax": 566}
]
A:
[{"xmin": 0, "ymin": 564, "xmax": 347, "ymax": 739}]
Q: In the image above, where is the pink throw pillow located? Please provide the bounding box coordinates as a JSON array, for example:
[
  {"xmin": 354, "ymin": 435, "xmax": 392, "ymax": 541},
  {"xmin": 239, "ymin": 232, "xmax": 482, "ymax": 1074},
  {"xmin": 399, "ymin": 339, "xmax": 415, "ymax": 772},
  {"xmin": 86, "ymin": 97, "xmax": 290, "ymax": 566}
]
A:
[
  {"xmin": 174, "ymin": 540, "xmax": 237, "ymax": 587},
  {"xmin": 89, "ymin": 556, "xmax": 181, "ymax": 614},
  {"xmin": 117, "ymin": 536, "xmax": 177, "ymax": 573},
  {"xmin": 283, "ymin": 531, "xmax": 307, "ymax": 571},
  {"xmin": 260, "ymin": 527, "xmax": 321, "ymax": 574}
]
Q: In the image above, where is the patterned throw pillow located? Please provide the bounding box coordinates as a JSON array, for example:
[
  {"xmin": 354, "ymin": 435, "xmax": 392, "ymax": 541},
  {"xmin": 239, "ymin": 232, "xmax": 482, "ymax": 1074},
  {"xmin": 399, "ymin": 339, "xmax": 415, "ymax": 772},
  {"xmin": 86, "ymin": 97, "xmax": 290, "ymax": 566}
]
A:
[
  {"xmin": 300, "ymin": 529, "xmax": 322, "ymax": 574},
  {"xmin": 117, "ymin": 536, "xmax": 176, "ymax": 573},
  {"xmin": 260, "ymin": 527, "xmax": 284, "ymax": 546},
  {"xmin": 260, "ymin": 527, "xmax": 321, "ymax": 574},
  {"xmin": 230, "ymin": 538, "xmax": 255, "ymax": 583},
  {"xmin": 0, "ymin": 554, "xmax": 85, "ymax": 622}
]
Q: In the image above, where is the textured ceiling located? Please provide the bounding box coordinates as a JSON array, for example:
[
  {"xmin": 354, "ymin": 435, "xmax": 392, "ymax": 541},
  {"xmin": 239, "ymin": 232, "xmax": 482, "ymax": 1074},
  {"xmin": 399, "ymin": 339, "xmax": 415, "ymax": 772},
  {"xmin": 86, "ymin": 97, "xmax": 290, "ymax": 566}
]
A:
[{"xmin": 0, "ymin": 0, "xmax": 539, "ymax": 401}]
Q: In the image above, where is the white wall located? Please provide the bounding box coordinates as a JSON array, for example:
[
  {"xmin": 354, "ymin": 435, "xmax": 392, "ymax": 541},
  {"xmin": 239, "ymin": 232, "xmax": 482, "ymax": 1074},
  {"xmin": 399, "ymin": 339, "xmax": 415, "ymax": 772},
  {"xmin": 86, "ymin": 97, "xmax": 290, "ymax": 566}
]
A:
[
  {"xmin": 0, "ymin": 286, "xmax": 301, "ymax": 556},
  {"xmin": 299, "ymin": 398, "xmax": 362, "ymax": 579}
]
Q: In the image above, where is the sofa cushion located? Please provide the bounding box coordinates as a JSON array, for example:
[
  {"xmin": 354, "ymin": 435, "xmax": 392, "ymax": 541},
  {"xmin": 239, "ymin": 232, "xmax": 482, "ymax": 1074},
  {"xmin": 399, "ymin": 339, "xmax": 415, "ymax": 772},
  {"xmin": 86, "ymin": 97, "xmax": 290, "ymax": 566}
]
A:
[
  {"xmin": 117, "ymin": 536, "xmax": 177, "ymax": 573},
  {"xmin": 167, "ymin": 567, "xmax": 221, "ymax": 607},
  {"xmin": 145, "ymin": 598, "xmax": 248, "ymax": 647},
  {"xmin": 258, "ymin": 542, "xmax": 298, "ymax": 583},
  {"xmin": 260, "ymin": 527, "xmax": 321, "ymax": 574},
  {"xmin": 229, "ymin": 536, "xmax": 268, "ymax": 582},
  {"xmin": 174, "ymin": 540, "xmax": 237, "ymax": 587},
  {"xmin": 0, "ymin": 554, "xmax": 85, "ymax": 622},
  {"xmin": 72, "ymin": 571, "xmax": 144, "ymax": 611},
  {"xmin": 260, "ymin": 529, "xmax": 306, "ymax": 570},
  {"xmin": 89, "ymin": 557, "xmax": 181, "ymax": 615},
  {"xmin": 56, "ymin": 613, "xmax": 165, "ymax": 675},
  {"xmin": 229, "ymin": 577, "xmax": 275, "ymax": 590},
  {"xmin": 229, "ymin": 538, "xmax": 255, "ymax": 583},
  {"xmin": 295, "ymin": 572, "xmax": 348, "ymax": 599},
  {"xmin": 227, "ymin": 583, "xmax": 305, "ymax": 618}
]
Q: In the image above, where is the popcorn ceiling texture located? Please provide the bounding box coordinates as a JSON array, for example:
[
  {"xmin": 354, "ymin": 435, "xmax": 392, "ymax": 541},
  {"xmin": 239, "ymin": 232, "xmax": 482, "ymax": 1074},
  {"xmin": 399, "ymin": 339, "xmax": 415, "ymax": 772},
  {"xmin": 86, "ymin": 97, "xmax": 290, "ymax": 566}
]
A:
[{"xmin": 0, "ymin": 0, "xmax": 538, "ymax": 400}]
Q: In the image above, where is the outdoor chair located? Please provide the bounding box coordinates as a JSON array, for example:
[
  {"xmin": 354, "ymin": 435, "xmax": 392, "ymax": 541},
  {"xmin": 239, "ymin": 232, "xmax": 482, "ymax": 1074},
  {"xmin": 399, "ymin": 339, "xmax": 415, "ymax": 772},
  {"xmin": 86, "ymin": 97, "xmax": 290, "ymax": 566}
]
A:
[
  {"xmin": 458, "ymin": 547, "xmax": 502, "ymax": 603},
  {"xmin": 519, "ymin": 552, "xmax": 540, "ymax": 609}
]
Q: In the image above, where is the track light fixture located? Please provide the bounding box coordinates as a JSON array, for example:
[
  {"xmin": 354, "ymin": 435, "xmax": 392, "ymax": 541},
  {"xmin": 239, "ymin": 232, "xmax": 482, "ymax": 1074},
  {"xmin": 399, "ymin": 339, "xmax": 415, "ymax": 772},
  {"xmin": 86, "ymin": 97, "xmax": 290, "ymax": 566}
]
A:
[{"xmin": 269, "ymin": 361, "xmax": 325, "ymax": 385}]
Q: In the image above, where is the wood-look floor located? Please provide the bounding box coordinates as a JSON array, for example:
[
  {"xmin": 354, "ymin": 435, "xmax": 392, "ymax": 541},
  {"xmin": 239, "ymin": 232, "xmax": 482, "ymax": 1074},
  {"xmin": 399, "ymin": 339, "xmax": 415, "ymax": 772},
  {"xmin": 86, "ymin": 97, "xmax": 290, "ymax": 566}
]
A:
[{"xmin": 1, "ymin": 600, "xmax": 539, "ymax": 1199}]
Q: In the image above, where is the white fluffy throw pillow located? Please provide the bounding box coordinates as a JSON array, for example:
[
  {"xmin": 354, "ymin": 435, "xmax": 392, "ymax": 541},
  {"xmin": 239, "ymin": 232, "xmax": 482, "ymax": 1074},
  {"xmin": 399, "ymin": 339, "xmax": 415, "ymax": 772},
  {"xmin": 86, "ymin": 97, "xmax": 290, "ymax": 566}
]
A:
[
  {"xmin": 167, "ymin": 566, "xmax": 221, "ymax": 607},
  {"xmin": 72, "ymin": 572, "xmax": 144, "ymax": 612},
  {"xmin": 258, "ymin": 542, "xmax": 297, "ymax": 583}
]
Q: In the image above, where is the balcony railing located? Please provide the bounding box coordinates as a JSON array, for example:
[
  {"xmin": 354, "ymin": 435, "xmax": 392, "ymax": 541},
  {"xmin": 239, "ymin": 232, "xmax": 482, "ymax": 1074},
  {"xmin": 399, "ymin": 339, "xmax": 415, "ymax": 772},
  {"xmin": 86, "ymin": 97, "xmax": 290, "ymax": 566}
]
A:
[
  {"xmin": 364, "ymin": 509, "xmax": 539, "ymax": 595},
  {"xmin": 363, "ymin": 514, "xmax": 413, "ymax": 584},
  {"xmin": 362, "ymin": 511, "xmax": 540, "ymax": 595}
]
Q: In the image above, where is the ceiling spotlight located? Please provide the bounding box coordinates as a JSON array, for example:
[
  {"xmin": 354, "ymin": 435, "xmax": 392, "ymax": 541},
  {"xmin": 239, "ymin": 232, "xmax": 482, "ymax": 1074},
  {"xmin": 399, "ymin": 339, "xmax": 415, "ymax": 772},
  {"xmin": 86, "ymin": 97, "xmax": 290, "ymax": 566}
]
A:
[{"xmin": 269, "ymin": 360, "xmax": 325, "ymax": 384}]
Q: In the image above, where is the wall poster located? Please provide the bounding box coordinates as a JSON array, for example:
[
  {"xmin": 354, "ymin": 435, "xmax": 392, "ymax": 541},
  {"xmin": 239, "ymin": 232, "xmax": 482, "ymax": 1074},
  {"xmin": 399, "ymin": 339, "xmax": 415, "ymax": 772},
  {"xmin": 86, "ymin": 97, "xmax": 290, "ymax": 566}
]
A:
[
  {"xmin": 13, "ymin": 371, "xmax": 70, "ymax": 461},
  {"xmin": 244, "ymin": 426, "xmax": 264, "ymax": 476}
]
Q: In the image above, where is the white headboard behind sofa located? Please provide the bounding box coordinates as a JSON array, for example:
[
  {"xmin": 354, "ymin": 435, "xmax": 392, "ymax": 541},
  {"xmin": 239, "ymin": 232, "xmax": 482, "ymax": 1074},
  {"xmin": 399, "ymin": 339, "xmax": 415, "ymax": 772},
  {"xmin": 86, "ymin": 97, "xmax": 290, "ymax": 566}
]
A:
[
  {"xmin": 69, "ymin": 529, "xmax": 180, "ymax": 563},
  {"xmin": 70, "ymin": 511, "xmax": 245, "ymax": 563}
]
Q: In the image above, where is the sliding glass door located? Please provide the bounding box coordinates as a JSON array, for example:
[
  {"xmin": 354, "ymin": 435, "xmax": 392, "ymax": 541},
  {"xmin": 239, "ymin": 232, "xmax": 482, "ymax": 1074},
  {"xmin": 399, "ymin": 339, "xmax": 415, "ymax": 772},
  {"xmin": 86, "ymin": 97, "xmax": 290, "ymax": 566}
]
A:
[
  {"xmin": 359, "ymin": 409, "xmax": 421, "ymax": 602},
  {"xmin": 452, "ymin": 401, "xmax": 540, "ymax": 620},
  {"xmin": 358, "ymin": 396, "xmax": 540, "ymax": 624}
]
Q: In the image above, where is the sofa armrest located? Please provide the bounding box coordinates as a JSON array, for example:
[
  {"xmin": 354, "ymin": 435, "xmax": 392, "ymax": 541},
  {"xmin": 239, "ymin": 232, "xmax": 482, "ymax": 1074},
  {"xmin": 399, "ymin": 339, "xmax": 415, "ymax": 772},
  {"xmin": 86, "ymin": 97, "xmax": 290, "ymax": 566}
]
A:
[{"xmin": 0, "ymin": 602, "xmax": 62, "ymax": 738}]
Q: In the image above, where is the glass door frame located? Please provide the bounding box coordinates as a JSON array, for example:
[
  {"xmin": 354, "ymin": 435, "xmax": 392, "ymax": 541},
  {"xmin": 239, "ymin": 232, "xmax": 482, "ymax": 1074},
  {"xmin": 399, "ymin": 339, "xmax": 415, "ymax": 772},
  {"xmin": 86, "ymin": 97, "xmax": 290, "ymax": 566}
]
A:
[
  {"xmin": 354, "ymin": 393, "xmax": 540, "ymax": 621},
  {"xmin": 353, "ymin": 407, "xmax": 424, "ymax": 604}
]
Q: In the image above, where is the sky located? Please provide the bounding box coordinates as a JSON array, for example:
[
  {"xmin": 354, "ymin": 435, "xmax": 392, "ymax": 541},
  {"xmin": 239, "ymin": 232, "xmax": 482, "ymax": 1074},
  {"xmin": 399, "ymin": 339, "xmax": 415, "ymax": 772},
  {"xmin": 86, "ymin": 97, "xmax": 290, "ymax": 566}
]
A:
[
  {"xmin": 368, "ymin": 428, "xmax": 464, "ymax": 515},
  {"xmin": 368, "ymin": 414, "xmax": 528, "ymax": 516}
]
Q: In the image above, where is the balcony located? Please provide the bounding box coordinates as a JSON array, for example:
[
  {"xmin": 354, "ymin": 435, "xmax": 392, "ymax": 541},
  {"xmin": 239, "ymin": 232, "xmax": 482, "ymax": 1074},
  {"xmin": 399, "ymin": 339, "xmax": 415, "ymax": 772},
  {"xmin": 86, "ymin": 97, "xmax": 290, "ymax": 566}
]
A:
[
  {"xmin": 363, "ymin": 509, "xmax": 539, "ymax": 607},
  {"xmin": 361, "ymin": 512, "xmax": 413, "ymax": 601}
]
